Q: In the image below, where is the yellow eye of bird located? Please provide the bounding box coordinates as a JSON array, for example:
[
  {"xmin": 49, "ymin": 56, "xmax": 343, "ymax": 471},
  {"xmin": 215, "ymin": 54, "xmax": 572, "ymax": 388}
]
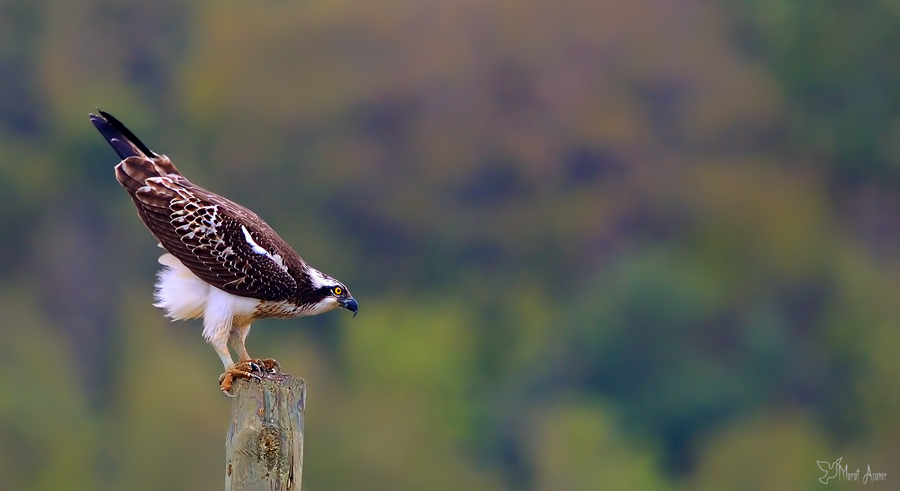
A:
[{"xmin": 333, "ymin": 286, "xmax": 342, "ymax": 295}]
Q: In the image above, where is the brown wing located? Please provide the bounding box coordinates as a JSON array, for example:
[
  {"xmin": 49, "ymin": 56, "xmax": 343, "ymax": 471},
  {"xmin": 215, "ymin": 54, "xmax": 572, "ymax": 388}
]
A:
[
  {"xmin": 92, "ymin": 110, "xmax": 305, "ymax": 300},
  {"xmin": 117, "ymin": 156, "xmax": 303, "ymax": 301}
]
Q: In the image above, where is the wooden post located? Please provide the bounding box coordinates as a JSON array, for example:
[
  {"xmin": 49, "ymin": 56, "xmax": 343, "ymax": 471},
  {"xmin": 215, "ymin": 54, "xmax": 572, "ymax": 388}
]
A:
[{"xmin": 225, "ymin": 371, "xmax": 306, "ymax": 491}]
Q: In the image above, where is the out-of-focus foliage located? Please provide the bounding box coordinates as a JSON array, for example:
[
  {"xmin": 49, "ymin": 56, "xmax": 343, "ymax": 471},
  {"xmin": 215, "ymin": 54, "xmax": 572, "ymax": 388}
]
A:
[
  {"xmin": 0, "ymin": 0, "xmax": 898, "ymax": 489},
  {"xmin": 732, "ymin": 0, "xmax": 900, "ymax": 179}
]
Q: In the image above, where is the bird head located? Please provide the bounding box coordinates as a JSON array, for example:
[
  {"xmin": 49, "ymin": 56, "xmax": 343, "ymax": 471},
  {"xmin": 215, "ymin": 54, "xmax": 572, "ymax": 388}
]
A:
[{"xmin": 306, "ymin": 268, "xmax": 358, "ymax": 317}]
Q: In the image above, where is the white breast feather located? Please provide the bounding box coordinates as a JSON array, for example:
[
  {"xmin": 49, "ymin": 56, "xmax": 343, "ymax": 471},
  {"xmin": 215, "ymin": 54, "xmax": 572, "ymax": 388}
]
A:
[
  {"xmin": 155, "ymin": 253, "xmax": 208, "ymax": 320},
  {"xmin": 154, "ymin": 253, "xmax": 260, "ymax": 343},
  {"xmin": 202, "ymin": 286, "xmax": 236, "ymax": 343}
]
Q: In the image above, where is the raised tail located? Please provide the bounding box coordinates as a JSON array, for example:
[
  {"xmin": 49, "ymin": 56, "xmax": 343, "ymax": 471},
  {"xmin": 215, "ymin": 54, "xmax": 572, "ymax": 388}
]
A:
[
  {"xmin": 89, "ymin": 110, "xmax": 158, "ymax": 160},
  {"xmin": 90, "ymin": 110, "xmax": 183, "ymax": 195}
]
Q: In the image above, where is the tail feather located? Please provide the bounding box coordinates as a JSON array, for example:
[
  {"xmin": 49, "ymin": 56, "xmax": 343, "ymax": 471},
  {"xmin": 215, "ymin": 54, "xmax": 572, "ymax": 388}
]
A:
[
  {"xmin": 91, "ymin": 110, "xmax": 184, "ymax": 196},
  {"xmin": 114, "ymin": 157, "xmax": 157, "ymax": 192},
  {"xmin": 89, "ymin": 110, "xmax": 157, "ymax": 160}
]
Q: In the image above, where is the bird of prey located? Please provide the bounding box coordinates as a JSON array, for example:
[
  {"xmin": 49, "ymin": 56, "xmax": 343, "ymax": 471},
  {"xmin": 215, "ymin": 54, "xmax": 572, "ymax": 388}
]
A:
[{"xmin": 90, "ymin": 110, "xmax": 358, "ymax": 395}]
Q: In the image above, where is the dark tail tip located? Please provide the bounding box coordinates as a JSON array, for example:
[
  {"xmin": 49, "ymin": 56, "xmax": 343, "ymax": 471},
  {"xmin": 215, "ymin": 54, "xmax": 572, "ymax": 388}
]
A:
[{"xmin": 90, "ymin": 110, "xmax": 158, "ymax": 160}]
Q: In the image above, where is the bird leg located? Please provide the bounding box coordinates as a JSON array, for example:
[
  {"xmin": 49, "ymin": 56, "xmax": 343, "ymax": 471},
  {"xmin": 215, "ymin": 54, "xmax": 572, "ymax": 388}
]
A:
[
  {"xmin": 218, "ymin": 325, "xmax": 281, "ymax": 396},
  {"xmin": 218, "ymin": 359, "xmax": 281, "ymax": 396},
  {"xmin": 214, "ymin": 330, "xmax": 265, "ymax": 397},
  {"xmin": 229, "ymin": 324, "xmax": 281, "ymax": 373},
  {"xmin": 219, "ymin": 360, "xmax": 264, "ymax": 397}
]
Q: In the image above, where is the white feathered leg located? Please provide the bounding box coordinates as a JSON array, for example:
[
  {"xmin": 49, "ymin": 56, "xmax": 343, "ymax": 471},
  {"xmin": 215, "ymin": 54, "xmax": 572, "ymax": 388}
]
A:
[{"xmin": 154, "ymin": 252, "xmax": 268, "ymax": 395}]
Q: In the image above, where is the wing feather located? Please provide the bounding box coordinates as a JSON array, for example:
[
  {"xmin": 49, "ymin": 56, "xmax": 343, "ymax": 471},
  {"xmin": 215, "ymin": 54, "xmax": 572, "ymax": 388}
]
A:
[
  {"xmin": 93, "ymin": 110, "xmax": 308, "ymax": 302},
  {"xmin": 129, "ymin": 173, "xmax": 303, "ymax": 300}
]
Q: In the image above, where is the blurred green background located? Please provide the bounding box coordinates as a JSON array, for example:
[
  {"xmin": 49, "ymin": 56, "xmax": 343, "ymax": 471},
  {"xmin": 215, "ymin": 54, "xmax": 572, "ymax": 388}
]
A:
[{"xmin": 1, "ymin": 0, "xmax": 898, "ymax": 489}]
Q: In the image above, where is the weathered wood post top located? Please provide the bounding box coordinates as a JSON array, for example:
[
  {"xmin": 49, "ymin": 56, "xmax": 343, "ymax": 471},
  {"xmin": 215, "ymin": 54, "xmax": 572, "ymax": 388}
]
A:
[{"xmin": 225, "ymin": 372, "xmax": 306, "ymax": 491}]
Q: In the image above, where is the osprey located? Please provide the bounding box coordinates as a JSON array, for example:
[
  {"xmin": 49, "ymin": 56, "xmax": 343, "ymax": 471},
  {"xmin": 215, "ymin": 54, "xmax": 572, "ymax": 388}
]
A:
[{"xmin": 90, "ymin": 110, "xmax": 358, "ymax": 395}]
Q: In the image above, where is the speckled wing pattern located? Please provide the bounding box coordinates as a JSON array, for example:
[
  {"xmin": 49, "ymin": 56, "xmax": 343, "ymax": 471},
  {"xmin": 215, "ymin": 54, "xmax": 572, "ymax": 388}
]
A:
[
  {"xmin": 122, "ymin": 165, "xmax": 302, "ymax": 301},
  {"xmin": 91, "ymin": 110, "xmax": 305, "ymax": 301}
]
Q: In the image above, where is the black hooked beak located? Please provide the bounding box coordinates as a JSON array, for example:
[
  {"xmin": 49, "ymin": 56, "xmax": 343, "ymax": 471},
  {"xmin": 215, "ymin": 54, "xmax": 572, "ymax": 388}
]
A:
[{"xmin": 341, "ymin": 297, "xmax": 359, "ymax": 317}]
